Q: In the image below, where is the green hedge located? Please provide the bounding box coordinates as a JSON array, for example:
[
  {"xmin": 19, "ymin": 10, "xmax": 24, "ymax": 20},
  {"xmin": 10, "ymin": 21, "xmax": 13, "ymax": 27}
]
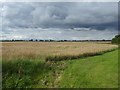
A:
[{"xmin": 111, "ymin": 35, "xmax": 120, "ymax": 44}]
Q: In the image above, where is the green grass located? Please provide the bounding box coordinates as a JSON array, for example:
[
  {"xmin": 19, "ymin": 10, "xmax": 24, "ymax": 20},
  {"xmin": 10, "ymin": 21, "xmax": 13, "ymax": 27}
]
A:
[
  {"xmin": 2, "ymin": 59, "xmax": 65, "ymax": 88},
  {"xmin": 2, "ymin": 59, "xmax": 47, "ymax": 88},
  {"xmin": 2, "ymin": 49, "xmax": 118, "ymax": 88},
  {"xmin": 60, "ymin": 49, "xmax": 118, "ymax": 88}
]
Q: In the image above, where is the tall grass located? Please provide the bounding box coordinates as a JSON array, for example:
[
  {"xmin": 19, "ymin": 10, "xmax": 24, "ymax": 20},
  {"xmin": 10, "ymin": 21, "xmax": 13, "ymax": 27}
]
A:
[
  {"xmin": 45, "ymin": 48, "xmax": 117, "ymax": 61},
  {"xmin": 2, "ymin": 48, "xmax": 118, "ymax": 88},
  {"xmin": 2, "ymin": 41, "xmax": 118, "ymax": 88},
  {"xmin": 2, "ymin": 59, "xmax": 49, "ymax": 88},
  {"xmin": 2, "ymin": 59, "xmax": 66, "ymax": 88},
  {"xmin": 2, "ymin": 42, "xmax": 118, "ymax": 60}
]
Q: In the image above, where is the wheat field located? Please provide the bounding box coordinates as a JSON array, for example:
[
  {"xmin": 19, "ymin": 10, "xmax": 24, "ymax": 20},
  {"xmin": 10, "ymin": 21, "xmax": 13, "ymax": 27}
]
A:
[{"xmin": 2, "ymin": 41, "xmax": 118, "ymax": 60}]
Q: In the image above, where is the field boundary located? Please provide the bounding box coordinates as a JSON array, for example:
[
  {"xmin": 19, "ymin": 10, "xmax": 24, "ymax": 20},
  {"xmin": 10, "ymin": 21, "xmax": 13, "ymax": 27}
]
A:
[{"xmin": 45, "ymin": 48, "xmax": 118, "ymax": 61}]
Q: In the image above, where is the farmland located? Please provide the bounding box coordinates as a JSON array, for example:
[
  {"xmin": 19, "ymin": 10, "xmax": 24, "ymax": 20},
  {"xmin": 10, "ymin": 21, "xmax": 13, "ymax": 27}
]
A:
[
  {"xmin": 2, "ymin": 41, "xmax": 118, "ymax": 88},
  {"xmin": 2, "ymin": 41, "xmax": 117, "ymax": 60}
]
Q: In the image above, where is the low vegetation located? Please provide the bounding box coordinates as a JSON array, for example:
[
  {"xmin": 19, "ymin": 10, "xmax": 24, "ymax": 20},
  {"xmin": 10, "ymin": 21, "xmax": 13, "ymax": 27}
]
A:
[
  {"xmin": 112, "ymin": 35, "xmax": 120, "ymax": 44},
  {"xmin": 60, "ymin": 49, "xmax": 118, "ymax": 88},
  {"xmin": 2, "ymin": 41, "xmax": 118, "ymax": 88},
  {"xmin": 2, "ymin": 59, "xmax": 66, "ymax": 88},
  {"xmin": 2, "ymin": 41, "xmax": 117, "ymax": 60},
  {"xmin": 46, "ymin": 48, "xmax": 117, "ymax": 61},
  {"xmin": 2, "ymin": 48, "xmax": 118, "ymax": 88}
]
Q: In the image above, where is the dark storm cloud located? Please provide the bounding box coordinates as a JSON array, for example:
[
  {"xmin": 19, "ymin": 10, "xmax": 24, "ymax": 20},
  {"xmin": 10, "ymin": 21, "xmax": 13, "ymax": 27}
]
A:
[
  {"xmin": 1, "ymin": 2, "xmax": 118, "ymax": 40},
  {"xmin": 2, "ymin": 2, "xmax": 118, "ymax": 30}
]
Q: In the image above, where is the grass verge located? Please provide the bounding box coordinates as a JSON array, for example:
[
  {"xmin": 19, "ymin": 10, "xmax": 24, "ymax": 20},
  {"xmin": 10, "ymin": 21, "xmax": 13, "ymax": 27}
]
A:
[
  {"xmin": 2, "ymin": 59, "xmax": 65, "ymax": 88},
  {"xmin": 60, "ymin": 49, "xmax": 118, "ymax": 88},
  {"xmin": 2, "ymin": 48, "xmax": 118, "ymax": 88}
]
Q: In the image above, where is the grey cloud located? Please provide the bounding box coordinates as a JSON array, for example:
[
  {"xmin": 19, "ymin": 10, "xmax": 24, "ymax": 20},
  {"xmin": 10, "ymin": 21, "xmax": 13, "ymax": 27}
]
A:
[
  {"xmin": 1, "ymin": 2, "xmax": 118, "ymax": 40},
  {"xmin": 1, "ymin": 28, "xmax": 118, "ymax": 40},
  {"xmin": 2, "ymin": 2, "xmax": 118, "ymax": 29}
]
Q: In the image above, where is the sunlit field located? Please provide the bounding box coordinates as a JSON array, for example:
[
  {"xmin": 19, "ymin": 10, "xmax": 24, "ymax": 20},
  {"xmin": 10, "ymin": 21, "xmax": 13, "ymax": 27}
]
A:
[
  {"xmin": 2, "ymin": 41, "xmax": 118, "ymax": 88},
  {"xmin": 2, "ymin": 1, "xmax": 119, "ymax": 88},
  {"xmin": 2, "ymin": 41, "xmax": 118, "ymax": 60}
]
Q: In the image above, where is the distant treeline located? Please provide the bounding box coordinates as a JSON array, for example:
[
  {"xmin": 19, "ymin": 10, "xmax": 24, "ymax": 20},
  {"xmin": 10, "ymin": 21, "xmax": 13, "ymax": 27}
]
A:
[{"xmin": 1, "ymin": 39, "xmax": 111, "ymax": 42}]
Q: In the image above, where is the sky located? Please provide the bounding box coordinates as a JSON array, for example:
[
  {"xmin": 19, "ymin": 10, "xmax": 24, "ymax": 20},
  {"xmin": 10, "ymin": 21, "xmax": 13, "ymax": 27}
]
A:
[{"xmin": 0, "ymin": 2, "xmax": 118, "ymax": 40}]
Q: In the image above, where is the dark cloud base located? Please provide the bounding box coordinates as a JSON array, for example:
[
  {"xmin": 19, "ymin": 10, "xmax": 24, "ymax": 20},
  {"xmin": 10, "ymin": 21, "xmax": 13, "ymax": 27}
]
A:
[{"xmin": 1, "ymin": 2, "xmax": 118, "ymax": 40}]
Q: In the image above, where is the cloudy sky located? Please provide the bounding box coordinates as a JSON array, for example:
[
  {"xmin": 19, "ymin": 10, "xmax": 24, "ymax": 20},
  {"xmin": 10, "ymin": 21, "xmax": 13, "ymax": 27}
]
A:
[{"xmin": 1, "ymin": 2, "xmax": 118, "ymax": 40}]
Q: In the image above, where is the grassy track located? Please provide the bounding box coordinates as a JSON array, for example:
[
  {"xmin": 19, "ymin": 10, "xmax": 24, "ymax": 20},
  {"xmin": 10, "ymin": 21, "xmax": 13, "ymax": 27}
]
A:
[
  {"xmin": 2, "ymin": 49, "xmax": 118, "ymax": 88},
  {"xmin": 60, "ymin": 49, "xmax": 118, "ymax": 88}
]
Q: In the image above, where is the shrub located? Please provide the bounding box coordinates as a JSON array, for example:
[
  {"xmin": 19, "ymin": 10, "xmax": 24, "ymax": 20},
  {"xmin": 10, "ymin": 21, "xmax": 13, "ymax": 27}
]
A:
[
  {"xmin": 2, "ymin": 59, "xmax": 50, "ymax": 88},
  {"xmin": 112, "ymin": 35, "xmax": 120, "ymax": 44}
]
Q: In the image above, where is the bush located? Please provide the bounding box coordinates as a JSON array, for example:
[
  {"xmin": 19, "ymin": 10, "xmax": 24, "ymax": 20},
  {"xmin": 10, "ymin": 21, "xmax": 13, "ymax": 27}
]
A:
[
  {"xmin": 2, "ymin": 59, "xmax": 50, "ymax": 88},
  {"xmin": 111, "ymin": 35, "xmax": 120, "ymax": 44}
]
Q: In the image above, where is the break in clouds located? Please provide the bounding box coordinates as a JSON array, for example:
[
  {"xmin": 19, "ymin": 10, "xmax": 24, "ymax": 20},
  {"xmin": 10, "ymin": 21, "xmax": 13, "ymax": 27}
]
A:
[{"xmin": 1, "ymin": 2, "xmax": 118, "ymax": 40}]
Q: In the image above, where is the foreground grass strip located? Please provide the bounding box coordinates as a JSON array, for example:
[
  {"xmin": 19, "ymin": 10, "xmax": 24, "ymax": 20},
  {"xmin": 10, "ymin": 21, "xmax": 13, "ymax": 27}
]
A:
[
  {"xmin": 2, "ymin": 59, "xmax": 65, "ymax": 88},
  {"xmin": 60, "ymin": 49, "xmax": 118, "ymax": 88},
  {"xmin": 45, "ymin": 48, "xmax": 117, "ymax": 61},
  {"xmin": 2, "ymin": 49, "xmax": 118, "ymax": 88},
  {"xmin": 2, "ymin": 59, "xmax": 51, "ymax": 88}
]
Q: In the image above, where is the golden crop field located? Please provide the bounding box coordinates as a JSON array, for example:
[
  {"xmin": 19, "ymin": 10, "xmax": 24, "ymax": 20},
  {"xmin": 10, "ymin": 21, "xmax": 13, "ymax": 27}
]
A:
[{"xmin": 2, "ymin": 41, "xmax": 118, "ymax": 60}]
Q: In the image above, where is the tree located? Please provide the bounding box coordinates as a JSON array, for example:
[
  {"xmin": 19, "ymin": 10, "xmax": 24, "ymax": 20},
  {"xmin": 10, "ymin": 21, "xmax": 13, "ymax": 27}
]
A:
[
  {"xmin": 111, "ymin": 35, "xmax": 120, "ymax": 44},
  {"xmin": 29, "ymin": 39, "xmax": 33, "ymax": 41},
  {"xmin": 35, "ymin": 39, "xmax": 38, "ymax": 41},
  {"xmin": 102, "ymin": 39, "xmax": 105, "ymax": 41}
]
